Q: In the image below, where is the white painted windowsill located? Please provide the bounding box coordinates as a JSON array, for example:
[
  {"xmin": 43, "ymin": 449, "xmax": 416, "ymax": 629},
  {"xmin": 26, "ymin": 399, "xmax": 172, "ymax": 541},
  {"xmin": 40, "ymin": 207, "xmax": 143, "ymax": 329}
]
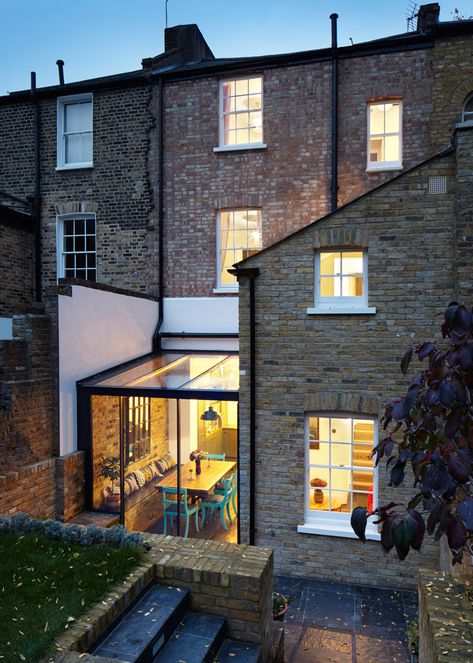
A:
[
  {"xmin": 297, "ymin": 522, "xmax": 381, "ymax": 541},
  {"xmin": 56, "ymin": 163, "xmax": 94, "ymax": 172},
  {"xmin": 366, "ymin": 163, "xmax": 402, "ymax": 173},
  {"xmin": 307, "ymin": 306, "xmax": 376, "ymax": 315},
  {"xmin": 213, "ymin": 143, "xmax": 267, "ymax": 153}
]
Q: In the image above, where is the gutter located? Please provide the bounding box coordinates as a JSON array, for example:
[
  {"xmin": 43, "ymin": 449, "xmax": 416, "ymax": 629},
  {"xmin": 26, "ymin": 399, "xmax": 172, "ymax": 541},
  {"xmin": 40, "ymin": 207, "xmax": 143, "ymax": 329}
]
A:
[{"xmin": 229, "ymin": 266, "xmax": 259, "ymax": 545}]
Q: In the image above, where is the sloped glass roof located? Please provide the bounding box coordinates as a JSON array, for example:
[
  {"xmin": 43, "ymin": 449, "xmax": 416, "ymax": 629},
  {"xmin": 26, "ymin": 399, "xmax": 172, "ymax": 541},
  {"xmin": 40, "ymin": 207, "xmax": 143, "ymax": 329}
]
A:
[{"xmin": 79, "ymin": 351, "xmax": 239, "ymax": 396}]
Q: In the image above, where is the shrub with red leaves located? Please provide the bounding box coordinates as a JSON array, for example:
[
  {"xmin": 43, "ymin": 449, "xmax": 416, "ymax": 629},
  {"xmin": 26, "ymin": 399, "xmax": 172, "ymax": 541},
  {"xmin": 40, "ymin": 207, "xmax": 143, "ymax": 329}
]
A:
[{"xmin": 351, "ymin": 303, "xmax": 473, "ymax": 563}]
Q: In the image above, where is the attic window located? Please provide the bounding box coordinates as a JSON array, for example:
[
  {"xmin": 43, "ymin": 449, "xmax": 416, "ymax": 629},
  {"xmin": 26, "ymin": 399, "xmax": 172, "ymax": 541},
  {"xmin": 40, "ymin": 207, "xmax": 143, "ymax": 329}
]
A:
[{"xmin": 57, "ymin": 94, "xmax": 93, "ymax": 170}]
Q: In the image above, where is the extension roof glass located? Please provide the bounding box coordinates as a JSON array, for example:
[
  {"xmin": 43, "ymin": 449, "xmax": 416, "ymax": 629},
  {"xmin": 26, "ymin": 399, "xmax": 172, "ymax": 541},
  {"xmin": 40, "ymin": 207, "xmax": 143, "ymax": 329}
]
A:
[{"xmin": 78, "ymin": 351, "xmax": 239, "ymax": 400}]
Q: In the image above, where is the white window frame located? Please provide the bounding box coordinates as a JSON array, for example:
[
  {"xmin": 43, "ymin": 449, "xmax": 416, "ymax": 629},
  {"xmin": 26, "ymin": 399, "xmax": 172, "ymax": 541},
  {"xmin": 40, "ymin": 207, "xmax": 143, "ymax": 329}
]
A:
[
  {"xmin": 214, "ymin": 76, "xmax": 266, "ymax": 152},
  {"xmin": 298, "ymin": 412, "xmax": 380, "ymax": 540},
  {"xmin": 57, "ymin": 93, "xmax": 93, "ymax": 170},
  {"xmin": 307, "ymin": 250, "xmax": 376, "ymax": 315},
  {"xmin": 214, "ymin": 209, "xmax": 262, "ymax": 293},
  {"xmin": 56, "ymin": 212, "xmax": 97, "ymax": 283},
  {"xmin": 366, "ymin": 100, "xmax": 402, "ymax": 172}
]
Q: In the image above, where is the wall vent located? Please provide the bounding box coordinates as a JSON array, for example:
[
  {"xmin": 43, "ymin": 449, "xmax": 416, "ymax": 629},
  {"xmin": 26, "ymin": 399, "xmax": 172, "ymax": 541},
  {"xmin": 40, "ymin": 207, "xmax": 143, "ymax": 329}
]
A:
[{"xmin": 428, "ymin": 176, "xmax": 447, "ymax": 194}]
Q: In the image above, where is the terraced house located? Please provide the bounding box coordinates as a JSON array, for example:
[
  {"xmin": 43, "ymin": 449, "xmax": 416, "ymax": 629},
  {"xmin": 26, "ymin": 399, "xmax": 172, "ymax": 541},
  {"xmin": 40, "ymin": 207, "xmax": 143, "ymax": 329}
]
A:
[{"xmin": 1, "ymin": 2, "xmax": 472, "ymax": 584}]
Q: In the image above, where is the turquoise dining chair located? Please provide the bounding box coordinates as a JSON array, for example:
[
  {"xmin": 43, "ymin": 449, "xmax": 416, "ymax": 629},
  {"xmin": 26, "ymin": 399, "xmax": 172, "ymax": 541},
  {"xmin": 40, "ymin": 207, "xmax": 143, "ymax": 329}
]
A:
[
  {"xmin": 162, "ymin": 487, "xmax": 199, "ymax": 538},
  {"xmin": 206, "ymin": 453, "xmax": 226, "ymax": 461},
  {"xmin": 214, "ymin": 472, "xmax": 235, "ymax": 523},
  {"xmin": 201, "ymin": 478, "xmax": 232, "ymax": 530}
]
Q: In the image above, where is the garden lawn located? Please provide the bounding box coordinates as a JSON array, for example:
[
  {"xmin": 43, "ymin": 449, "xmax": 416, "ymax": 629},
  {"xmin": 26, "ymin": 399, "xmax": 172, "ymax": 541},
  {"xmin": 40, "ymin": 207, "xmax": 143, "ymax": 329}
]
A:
[{"xmin": 0, "ymin": 532, "xmax": 143, "ymax": 662}]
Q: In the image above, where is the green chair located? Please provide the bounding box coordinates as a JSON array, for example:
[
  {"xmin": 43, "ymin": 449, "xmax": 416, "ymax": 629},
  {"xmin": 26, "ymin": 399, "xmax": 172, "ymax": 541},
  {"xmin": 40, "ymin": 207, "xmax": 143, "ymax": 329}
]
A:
[
  {"xmin": 214, "ymin": 472, "xmax": 235, "ymax": 523},
  {"xmin": 201, "ymin": 478, "xmax": 232, "ymax": 530},
  {"xmin": 206, "ymin": 453, "xmax": 225, "ymax": 460},
  {"xmin": 162, "ymin": 487, "xmax": 199, "ymax": 538}
]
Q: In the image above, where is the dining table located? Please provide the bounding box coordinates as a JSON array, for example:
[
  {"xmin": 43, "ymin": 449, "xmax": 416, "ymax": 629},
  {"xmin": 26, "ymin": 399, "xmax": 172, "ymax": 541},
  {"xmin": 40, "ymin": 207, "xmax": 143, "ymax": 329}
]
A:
[{"xmin": 154, "ymin": 459, "xmax": 236, "ymax": 498}]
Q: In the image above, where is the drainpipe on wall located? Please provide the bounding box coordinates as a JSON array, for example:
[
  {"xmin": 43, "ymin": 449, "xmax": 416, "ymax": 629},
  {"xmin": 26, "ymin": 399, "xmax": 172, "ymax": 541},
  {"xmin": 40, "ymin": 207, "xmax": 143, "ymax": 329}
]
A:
[
  {"xmin": 31, "ymin": 71, "xmax": 42, "ymax": 302},
  {"xmin": 230, "ymin": 266, "xmax": 259, "ymax": 546},
  {"xmin": 330, "ymin": 13, "xmax": 339, "ymax": 213},
  {"xmin": 152, "ymin": 76, "xmax": 165, "ymax": 353}
]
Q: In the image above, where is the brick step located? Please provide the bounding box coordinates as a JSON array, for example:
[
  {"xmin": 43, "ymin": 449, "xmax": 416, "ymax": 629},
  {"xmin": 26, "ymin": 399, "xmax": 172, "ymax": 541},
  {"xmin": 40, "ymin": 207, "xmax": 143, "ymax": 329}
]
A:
[
  {"xmin": 90, "ymin": 584, "xmax": 190, "ymax": 661},
  {"xmin": 154, "ymin": 610, "xmax": 226, "ymax": 662},
  {"xmin": 215, "ymin": 638, "xmax": 262, "ymax": 662}
]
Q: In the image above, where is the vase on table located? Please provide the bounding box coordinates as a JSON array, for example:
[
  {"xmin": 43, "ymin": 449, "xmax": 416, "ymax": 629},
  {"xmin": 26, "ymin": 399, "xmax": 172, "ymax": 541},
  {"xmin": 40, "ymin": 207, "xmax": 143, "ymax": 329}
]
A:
[{"xmin": 195, "ymin": 458, "xmax": 201, "ymax": 475}]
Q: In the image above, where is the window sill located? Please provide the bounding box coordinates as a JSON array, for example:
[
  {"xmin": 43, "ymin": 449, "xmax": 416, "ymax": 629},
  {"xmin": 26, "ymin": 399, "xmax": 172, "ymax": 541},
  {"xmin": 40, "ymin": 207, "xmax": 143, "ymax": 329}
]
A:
[
  {"xmin": 213, "ymin": 288, "xmax": 238, "ymax": 295},
  {"xmin": 307, "ymin": 306, "xmax": 376, "ymax": 315},
  {"xmin": 366, "ymin": 163, "xmax": 402, "ymax": 173},
  {"xmin": 297, "ymin": 522, "xmax": 381, "ymax": 541},
  {"xmin": 56, "ymin": 163, "xmax": 94, "ymax": 171},
  {"xmin": 213, "ymin": 143, "xmax": 267, "ymax": 153}
]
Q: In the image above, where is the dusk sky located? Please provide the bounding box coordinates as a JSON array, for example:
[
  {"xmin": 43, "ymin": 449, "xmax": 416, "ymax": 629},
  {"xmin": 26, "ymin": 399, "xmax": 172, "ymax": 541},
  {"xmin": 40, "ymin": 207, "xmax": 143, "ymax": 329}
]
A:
[{"xmin": 1, "ymin": 0, "xmax": 471, "ymax": 95}]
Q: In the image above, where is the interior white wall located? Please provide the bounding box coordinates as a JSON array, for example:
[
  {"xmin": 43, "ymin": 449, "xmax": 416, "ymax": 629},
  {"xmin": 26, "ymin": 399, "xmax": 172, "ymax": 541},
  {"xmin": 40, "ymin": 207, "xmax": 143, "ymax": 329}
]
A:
[{"xmin": 58, "ymin": 285, "xmax": 159, "ymax": 455}]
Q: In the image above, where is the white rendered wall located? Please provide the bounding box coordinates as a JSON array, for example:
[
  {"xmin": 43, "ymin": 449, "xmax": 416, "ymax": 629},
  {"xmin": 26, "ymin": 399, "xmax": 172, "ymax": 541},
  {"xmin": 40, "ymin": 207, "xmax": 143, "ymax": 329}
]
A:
[
  {"xmin": 160, "ymin": 297, "xmax": 239, "ymax": 351},
  {"xmin": 58, "ymin": 285, "xmax": 159, "ymax": 455}
]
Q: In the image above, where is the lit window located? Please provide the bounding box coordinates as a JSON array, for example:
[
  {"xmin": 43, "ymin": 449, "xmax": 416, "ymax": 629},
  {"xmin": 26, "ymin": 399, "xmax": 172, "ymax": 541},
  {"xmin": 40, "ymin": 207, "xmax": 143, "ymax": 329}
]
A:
[
  {"xmin": 367, "ymin": 101, "xmax": 402, "ymax": 170},
  {"xmin": 461, "ymin": 93, "xmax": 473, "ymax": 122},
  {"xmin": 57, "ymin": 214, "xmax": 96, "ymax": 282},
  {"xmin": 312, "ymin": 250, "xmax": 376, "ymax": 314},
  {"xmin": 301, "ymin": 414, "xmax": 378, "ymax": 536},
  {"xmin": 123, "ymin": 397, "xmax": 151, "ymax": 465},
  {"xmin": 57, "ymin": 94, "xmax": 93, "ymax": 169},
  {"xmin": 217, "ymin": 210, "xmax": 262, "ymax": 290},
  {"xmin": 219, "ymin": 77, "xmax": 263, "ymax": 148}
]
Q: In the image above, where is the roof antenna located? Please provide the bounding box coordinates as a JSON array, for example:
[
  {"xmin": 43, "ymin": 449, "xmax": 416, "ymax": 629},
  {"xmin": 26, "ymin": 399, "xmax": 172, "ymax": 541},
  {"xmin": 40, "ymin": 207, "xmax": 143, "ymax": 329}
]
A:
[
  {"xmin": 165, "ymin": 0, "xmax": 169, "ymax": 28},
  {"xmin": 405, "ymin": 1, "xmax": 419, "ymax": 31}
]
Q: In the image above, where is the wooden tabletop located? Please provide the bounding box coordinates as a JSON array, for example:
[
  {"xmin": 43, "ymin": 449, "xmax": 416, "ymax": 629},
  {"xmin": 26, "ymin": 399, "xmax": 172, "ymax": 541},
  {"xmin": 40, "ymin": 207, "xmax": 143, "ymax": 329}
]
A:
[{"xmin": 154, "ymin": 459, "xmax": 236, "ymax": 497}]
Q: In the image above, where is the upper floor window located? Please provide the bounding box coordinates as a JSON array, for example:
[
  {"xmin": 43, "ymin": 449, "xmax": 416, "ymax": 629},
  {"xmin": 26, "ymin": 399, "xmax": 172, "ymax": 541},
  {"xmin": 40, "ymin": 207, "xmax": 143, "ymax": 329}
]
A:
[
  {"xmin": 122, "ymin": 396, "xmax": 151, "ymax": 465},
  {"xmin": 57, "ymin": 94, "xmax": 93, "ymax": 169},
  {"xmin": 461, "ymin": 93, "xmax": 473, "ymax": 122},
  {"xmin": 217, "ymin": 77, "xmax": 264, "ymax": 150},
  {"xmin": 367, "ymin": 101, "xmax": 402, "ymax": 171},
  {"xmin": 57, "ymin": 213, "xmax": 96, "ymax": 282},
  {"xmin": 216, "ymin": 209, "xmax": 262, "ymax": 291},
  {"xmin": 299, "ymin": 414, "xmax": 378, "ymax": 538}
]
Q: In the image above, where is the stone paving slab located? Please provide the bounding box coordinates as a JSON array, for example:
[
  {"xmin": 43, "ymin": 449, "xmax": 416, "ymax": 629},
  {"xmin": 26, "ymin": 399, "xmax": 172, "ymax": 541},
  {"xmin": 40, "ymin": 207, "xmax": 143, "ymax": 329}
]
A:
[{"xmin": 275, "ymin": 575, "xmax": 415, "ymax": 663}]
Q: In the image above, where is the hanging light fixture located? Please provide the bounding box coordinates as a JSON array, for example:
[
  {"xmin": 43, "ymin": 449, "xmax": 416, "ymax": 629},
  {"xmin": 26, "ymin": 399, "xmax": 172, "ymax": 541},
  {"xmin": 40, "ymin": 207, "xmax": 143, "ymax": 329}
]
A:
[{"xmin": 200, "ymin": 405, "xmax": 222, "ymax": 435}]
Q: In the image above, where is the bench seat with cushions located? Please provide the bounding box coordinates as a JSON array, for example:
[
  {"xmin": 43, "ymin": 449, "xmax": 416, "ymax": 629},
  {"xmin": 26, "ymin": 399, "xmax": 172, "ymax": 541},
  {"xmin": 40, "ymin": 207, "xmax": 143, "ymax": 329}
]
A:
[{"xmin": 123, "ymin": 452, "xmax": 177, "ymax": 532}]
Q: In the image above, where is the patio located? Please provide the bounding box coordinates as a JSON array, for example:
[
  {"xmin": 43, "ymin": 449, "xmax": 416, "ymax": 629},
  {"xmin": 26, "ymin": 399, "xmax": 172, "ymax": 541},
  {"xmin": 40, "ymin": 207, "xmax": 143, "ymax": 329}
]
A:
[{"xmin": 275, "ymin": 575, "xmax": 417, "ymax": 663}]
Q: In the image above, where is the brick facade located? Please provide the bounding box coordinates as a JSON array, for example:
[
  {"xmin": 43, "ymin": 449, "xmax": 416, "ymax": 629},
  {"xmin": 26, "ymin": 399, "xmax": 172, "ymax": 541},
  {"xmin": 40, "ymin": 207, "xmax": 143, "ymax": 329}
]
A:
[
  {"xmin": 0, "ymin": 221, "xmax": 35, "ymax": 316},
  {"xmin": 236, "ymin": 129, "xmax": 473, "ymax": 587}
]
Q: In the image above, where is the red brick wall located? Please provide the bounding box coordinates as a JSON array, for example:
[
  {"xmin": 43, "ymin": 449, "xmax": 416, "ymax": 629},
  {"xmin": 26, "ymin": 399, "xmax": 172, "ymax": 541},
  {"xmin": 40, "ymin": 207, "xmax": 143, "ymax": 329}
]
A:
[{"xmin": 0, "ymin": 458, "xmax": 56, "ymax": 518}]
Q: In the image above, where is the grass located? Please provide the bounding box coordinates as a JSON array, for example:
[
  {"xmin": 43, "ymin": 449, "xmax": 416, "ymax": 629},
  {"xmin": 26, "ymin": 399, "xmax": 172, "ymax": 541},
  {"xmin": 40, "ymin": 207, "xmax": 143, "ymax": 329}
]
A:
[{"xmin": 0, "ymin": 532, "xmax": 143, "ymax": 662}]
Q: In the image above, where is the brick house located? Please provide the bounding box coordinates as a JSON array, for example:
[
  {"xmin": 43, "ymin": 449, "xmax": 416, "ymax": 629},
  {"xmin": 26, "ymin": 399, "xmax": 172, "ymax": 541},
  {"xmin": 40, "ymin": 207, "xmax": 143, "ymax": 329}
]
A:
[
  {"xmin": 234, "ymin": 123, "xmax": 473, "ymax": 587},
  {"xmin": 0, "ymin": 3, "xmax": 472, "ymax": 564}
]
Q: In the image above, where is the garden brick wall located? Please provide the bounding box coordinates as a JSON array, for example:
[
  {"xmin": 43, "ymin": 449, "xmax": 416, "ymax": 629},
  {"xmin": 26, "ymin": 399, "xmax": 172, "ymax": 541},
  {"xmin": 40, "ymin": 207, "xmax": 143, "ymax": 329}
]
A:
[
  {"xmin": 0, "ymin": 457, "xmax": 56, "ymax": 518},
  {"xmin": 237, "ymin": 129, "xmax": 473, "ymax": 587}
]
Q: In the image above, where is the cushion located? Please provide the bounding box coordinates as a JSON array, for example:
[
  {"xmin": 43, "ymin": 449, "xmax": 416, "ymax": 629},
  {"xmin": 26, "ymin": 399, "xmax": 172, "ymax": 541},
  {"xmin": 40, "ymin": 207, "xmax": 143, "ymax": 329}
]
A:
[
  {"xmin": 133, "ymin": 469, "xmax": 146, "ymax": 488},
  {"xmin": 152, "ymin": 460, "xmax": 164, "ymax": 476},
  {"xmin": 145, "ymin": 462, "xmax": 159, "ymax": 479},
  {"xmin": 155, "ymin": 458, "xmax": 167, "ymax": 475},
  {"xmin": 123, "ymin": 481, "xmax": 132, "ymax": 497},
  {"xmin": 163, "ymin": 452, "xmax": 176, "ymax": 469},
  {"xmin": 141, "ymin": 465, "xmax": 153, "ymax": 483},
  {"xmin": 124, "ymin": 473, "xmax": 139, "ymax": 494}
]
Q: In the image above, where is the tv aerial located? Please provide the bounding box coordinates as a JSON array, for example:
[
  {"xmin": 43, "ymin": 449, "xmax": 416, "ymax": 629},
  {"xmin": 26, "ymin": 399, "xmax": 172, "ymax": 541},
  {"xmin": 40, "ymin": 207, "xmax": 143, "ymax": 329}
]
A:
[{"xmin": 406, "ymin": 1, "xmax": 419, "ymax": 31}]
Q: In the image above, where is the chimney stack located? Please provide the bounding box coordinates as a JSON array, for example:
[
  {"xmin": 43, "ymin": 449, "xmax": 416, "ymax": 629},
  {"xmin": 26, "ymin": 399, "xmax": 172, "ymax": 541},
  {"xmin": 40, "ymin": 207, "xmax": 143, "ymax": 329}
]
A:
[{"xmin": 417, "ymin": 3, "xmax": 440, "ymax": 34}]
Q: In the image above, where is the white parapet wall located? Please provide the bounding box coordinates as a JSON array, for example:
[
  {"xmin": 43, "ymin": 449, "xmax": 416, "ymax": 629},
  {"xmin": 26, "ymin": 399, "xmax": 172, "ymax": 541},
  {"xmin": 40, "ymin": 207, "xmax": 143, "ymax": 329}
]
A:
[
  {"xmin": 160, "ymin": 297, "xmax": 239, "ymax": 351},
  {"xmin": 58, "ymin": 285, "xmax": 159, "ymax": 455}
]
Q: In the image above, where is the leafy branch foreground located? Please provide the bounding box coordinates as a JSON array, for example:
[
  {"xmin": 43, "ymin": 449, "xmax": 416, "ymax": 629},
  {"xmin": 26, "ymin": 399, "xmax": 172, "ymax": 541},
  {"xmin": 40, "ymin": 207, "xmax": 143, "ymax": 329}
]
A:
[
  {"xmin": 0, "ymin": 532, "xmax": 142, "ymax": 662},
  {"xmin": 351, "ymin": 303, "xmax": 473, "ymax": 562}
]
